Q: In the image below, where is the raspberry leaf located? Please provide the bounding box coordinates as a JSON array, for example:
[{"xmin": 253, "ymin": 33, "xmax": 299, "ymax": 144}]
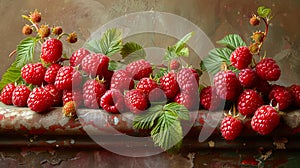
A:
[
  {"xmin": 163, "ymin": 102, "xmax": 189, "ymax": 120},
  {"xmin": 0, "ymin": 62, "xmax": 21, "ymax": 90},
  {"xmin": 217, "ymin": 34, "xmax": 246, "ymax": 51},
  {"xmin": 120, "ymin": 42, "xmax": 145, "ymax": 59},
  {"xmin": 201, "ymin": 48, "xmax": 237, "ymax": 75},
  {"xmin": 257, "ymin": 6, "xmax": 271, "ymax": 18},
  {"xmin": 133, "ymin": 105, "xmax": 164, "ymax": 130},
  {"xmin": 16, "ymin": 37, "xmax": 39, "ymax": 68},
  {"xmin": 86, "ymin": 28, "xmax": 122, "ymax": 56}
]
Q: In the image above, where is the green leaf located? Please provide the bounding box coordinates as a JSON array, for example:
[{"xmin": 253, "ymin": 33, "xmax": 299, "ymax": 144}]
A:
[
  {"xmin": 201, "ymin": 48, "xmax": 237, "ymax": 75},
  {"xmin": 16, "ymin": 37, "xmax": 38, "ymax": 68},
  {"xmin": 163, "ymin": 102, "xmax": 190, "ymax": 120},
  {"xmin": 133, "ymin": 105, "xmax": 164, "ymax": 130},
  {"xmin": 217, "ymin": 34, "xmax": 246, "ymax": 51},
  {"xmin": 108, "ymin": 60, "xmax": 125, "ymax": 71},
  {"xmin": 151, "ymin": 110, "xmax": 183, "ymax": 151},
  {"xmin": 0, "ymin": 61, "xmax": 21, "ymax": 90},
  {"xmin": 85, "ymin": 28, "xmax": 122, "ymax": 56},
  {"xmin": 120, "ymin": 42, "xmax": 145, "ymax": 59},
  {"xmin": 257, "ymin": 6, "xmax": 271, "ymax": 18}
]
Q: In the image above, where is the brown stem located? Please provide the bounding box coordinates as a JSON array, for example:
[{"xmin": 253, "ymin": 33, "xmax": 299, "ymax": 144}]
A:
[{"xmin": 261, "ymin": 17, "xmax": 269, "ymax": 41}]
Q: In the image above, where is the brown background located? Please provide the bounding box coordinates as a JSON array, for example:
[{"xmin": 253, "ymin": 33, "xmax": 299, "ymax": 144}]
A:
[{"xmin": 0, "ymin": 0, "xmax": 299, "ymax": 84}]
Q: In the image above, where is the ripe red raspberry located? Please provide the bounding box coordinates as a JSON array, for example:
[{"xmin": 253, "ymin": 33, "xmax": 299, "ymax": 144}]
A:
[
  {"xmin": 0, "ymin": 83, "xmax": 16, "ymax": 105},
  {"xmin": 100, "ymin": 89, "xmax": 126, "ymax": 113},
  {"xmin": 170, "ymin": 59, "xmax": 180, "ymax": 70},
  {"xmin": 200, "ymin": 86, "xmax": 222, "ymax": 111},
  {"xmin": 44, "ymin": 63, "xmax": 62, "ymax": 84},
  {"xmin": 214, "ymin": 70, "xmax": 242, "ymax": 101},
  {"xmin": 110, "ymin": 70, "xmax": 134, "ymax": 92},
  {"xmin": 44, "ymin": 84, "xmax": 63, "ymax": 107},
  {"xmin": 136, "ymin": 77, "xmax": 159, "ymax": 97},
  {"xmin": 82, "ymin": 79, "xmax": 107, "ymax": 109},
  {"xmin": 177, "ymin": 68, "xmax": 199, "ymax": 96},
  {"xmin": 251, "ymin": 105, "xmax": 280, "ymax": 135},
  {"xmin": 255, "ymin": 77, "xmax": 272, "ymax": 96},
  {"xmin": 21, "ymin": 63, "xmax": 46, "ymax": 86},
  {"xmin": 12, "ymin": 85, "xmax": 31, "ymax": 107},
  {"xmin": 103, "ymin": 69, "xmax": 114, "ymax": 89},
  {"xmin": 237, "ymin": 89, "xmax": 264, "ymax": 116},
  {"xmin": 160, "ymin": 72, "xmax": 179, "ymax": 100},
  {"xmin": 27, "ymin": 87, "xmax": 53, "ymax": 113},
  {"xmin": 174, "ymin": 92, "xmax": 198, "ymax": 110},
  {"xmin": 81, "ymin": 53, "xmax": 109, "ymax": 77},
  {"xmin": 54, "ymin": 66, "xmax": 82, "ymax": 90},
  {"xmin": 62, "ymin": 90, "xmax": 83, "ymax": 107},
  {"xmin": 70, "ymin": 48, "xmax": 90, "ymax": 67},
  {"xmin": 289, "ymin": 84, "xmax": 300, "ymax": 107},
  {"xmin": 40, "ymin": 38, "xmax": 63, "ymax": 64},
  {"xmin": 255, "ymin": 58, "xmax": 281, "ymax": 81},
  {"xmin": 238, "ymin": 68, "xmax": 257, "ymax": 88},
  {"xmin": 220, "ymin": 115, "xmax": 243, "ymax": 141},
  {"xmin": 124, "ymin": 89, "xmax": 148, "ymax": 114},
  {"xmin": 230, "ymin": 46, "xmax": 253, "ymax": 70},
  {"xmin": 125, "ymin": 59, "xmax": 152, "ymax": 80},
  {"xmin": 268, "ymin": 85, "xmax": 292, "ymax": 110}
]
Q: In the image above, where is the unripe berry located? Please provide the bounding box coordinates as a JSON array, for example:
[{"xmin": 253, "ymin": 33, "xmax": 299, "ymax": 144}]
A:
[
  {"xmin": 52, "ymin": 26, "xmax": 63, "ymax": 36},
  {"xmin": 38, "ymin": 25, "xmax": 50, "ymax": 38},
  {"xmin": 67, "ymin": 32, "xmax": 77, "ymax": 43},
  {"xmin": 249, "ymin": 15, "xmax": 260, "ymax": 26},
  {"xmin": 22, "ymin": 25, "xmax": 32, "ymax": 35},
  {"xmin": 30, "ymin": 9, "xmax": 41, "ymax": 23}
]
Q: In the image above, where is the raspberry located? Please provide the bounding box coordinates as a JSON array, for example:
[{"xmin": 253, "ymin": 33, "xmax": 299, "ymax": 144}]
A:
[
  {"xmin": 125, "ymin": 59, "xmax": 152, "ymax": 80},
  {"xmin": 27, "ymin": 87, "xmax": 53, "ymax": 113},
  {"xmin": 44, "ymin": 63, "xmax": 62, "ymax": 84},
  {"xmin": 255, "ymin": 77, "xmax": 272, "ymax": 96},
  {"xmin": 100, "ymin": 89, "xmax": 126, "ymax": 114},
  {"xmin": 200, "ymin": 86, "xmax": 221, "ymax": 111},
  {"xmin": 21, "ymin": 63, "xmax": 46, "ymax": 86},
  {"xmin": 249, "ymin": 15, "xmax": 260, "ymax": 26},
  {"xmin": 174, "ymin": 92, "xmax": 198, "ymax": 110},
  {"xmin": 38, "ymin": 25, "xmax": 50, "ymax": 38},
  {"xmin": 214, "ymin": 70, "xmax": 242, "ymax": 101},
  {"xmin": 220, "ymin": 116, "xmax": 243, "ymax": 141},
  {"xmin": 30, "ymin": 9, "xmax": 41, "ymax": 23},
  {"xmin": 12, "ymin": 85, "xmax": 31, "ymax": 107},
  {"xmin": 170, "ymin": 59, "xmax": 180, "ymax": 70},
  {"xmin": 237, "ymin": 89, "xmax": 264, "ymax": 116},
  {"xmin": 62, "ymin": 90, "xmax": 83, "ymax": 107},
  {"xmin": 124, "ymin": 89, "xmax": 148, "ymax": 114},
  {"xmin": 52, "ymin": 26, "xmax": 63, "ymax": 36},
  {"xmin": 268, "ymin": 85, "xmax": 292, "ymax": 110},
  {"xmin": 67, "ymin": 32, "xmax": 77, "ymax": 43},
  {"xmin": 177, "ymin": 68, "xmax": 199, "ymax": 96},
  {"xmin": 251, "ymin": 105, "xmax": 280, "ymax": 135},
  {"xmin": 81, "ymin": 53, "xmax": 109, "ymax": 77},
  {"xmin": 40, "ymin": 38, "xmax": 63, "ymax": 64},
  {"xmin": 289, "ymin": 84, "xmax": 300, "ymax": 107},
  {"xmin": 0, "ymin": 83, "xmax": 16, "ymax": 105},
  {"xmin": 230, "ymin": 46, "xmax": 253, "ymax": 70},
  {"xmin": 70, "ymin": 48, "xmax": 90, "ymax": 67},
  {"xmin": 136, "ymin": 77, "xmax": 159, "ymax": 97},
  {"xmin": 255, "ymin": 58, "xmax": 281, "ymax": 81},
  {"xmin": 22, "ymin": 24, "xmax": 33, "ymax": 35},
  {"xmin": 44, "ymin": 84, "xmax": 63, "ymax": 107},
  {"xmin": 160, "ymin": 72, "xmax": 179, "ymax": 100},
  {"xmin": 238, "ymin": 68, "xmax": 257, "ymax": 88},
  {"xmin": 103, "ymin": 69, "xmax": 114, "ymax": 89},
  {"xmin": 54, "ymin": 66, "xmax": 82, "ymax": 90},
  {"xmin": 110, "ymin": 70, "xmax": 134, "ymax": 92},
  {"xmin": 82, "ymin": 79, "xmax": 107, "ymax": 109}
]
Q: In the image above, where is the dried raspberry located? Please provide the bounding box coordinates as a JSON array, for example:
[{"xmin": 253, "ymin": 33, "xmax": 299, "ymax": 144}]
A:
[
  {"xmin": 230, "ymin": 46, "xmax": 253, "ymax": 70},
  {"xmin": 44, "ymin": 63, "xmax": 62, "ymax": 84},
  {"xmin": 200, "ymin": 86, "xmax": 222, "ymax": 111},
  {"xmin": 238, "ymin": 68, "xmax": 257, "ymax": 88},
  {"xmin": 125, "ymin": 59, "xmax": 152, "ymax": 80},
  {"xmin": 268, "ymin": 85, "xmax": 292, "ymax": 110},
  {"xmin": 12, "ymin": 85, "xmax": 31, "ymax": 107},
  {"xmin": 82, "ymin": 79, "xmax": 106, "ymax": 109},
  {"xmin": 40, "ymin": 38, "xmax": 63, "ymax": 64},
  {"xmin": 256, "ymin": 58, "xmax": 281, "ymax": 81},
  {"xmin": 54, "ymin": 66, "xmax": 82, "ymax": 90},
  {"xmin": 237, "ymin": 89, "xmax": 264, "ymax": 117},
  {"xmin": 220, "ymin": 115, "xmax": 243, "ymax": 141},
  {"xmin": 21, "ymin": 63, "xmax": 46, "ymax": 86},
  {"xmin": 160, "ymin": 72, "xmax": 179, "ymax": 100},
  {"xmin": 124, "ymin": 89, "xmax": 148, "ymax": 114},
  {"xmin": 251, "ymin": 105, "xmax": 280, "ymax": 135},
  {"xmin": 0, "ymin": 83, "xmax": 16, "ymax": 105},
  {"xmin": 27, "ymin": 87, "xmax": 53, "ymax": 113},
  {"xmin": 100, "ymin": 89, "xmax": 126, "ymax": 114}
]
